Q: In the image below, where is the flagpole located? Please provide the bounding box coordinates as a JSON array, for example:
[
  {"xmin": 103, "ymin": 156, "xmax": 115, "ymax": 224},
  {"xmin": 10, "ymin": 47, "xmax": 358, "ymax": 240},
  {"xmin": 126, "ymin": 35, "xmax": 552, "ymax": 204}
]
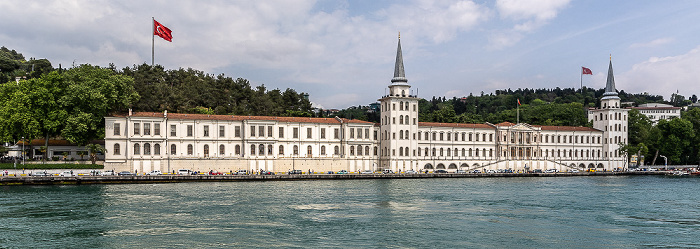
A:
[
  {"xmin": 580, "ymin": 67, "xmax": 583, "ymax": 94},
  {"xmin": 517, "ymin": 102, "xmax": 519, "ymax": 124},
  {"xmin": 152, "ymin": 17, "xmax": 155, "ymax": 66}
]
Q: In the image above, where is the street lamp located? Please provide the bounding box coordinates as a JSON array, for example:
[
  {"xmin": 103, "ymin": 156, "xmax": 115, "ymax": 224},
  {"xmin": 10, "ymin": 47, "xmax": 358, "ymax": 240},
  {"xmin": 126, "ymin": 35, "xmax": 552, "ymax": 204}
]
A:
[
  {"xmin": 659, "ymin": 155, "xmax": 667, "ymax": 171},
  {"xmin": 21, "ymin": 136, "xmax": 25, "ymax": 166}
]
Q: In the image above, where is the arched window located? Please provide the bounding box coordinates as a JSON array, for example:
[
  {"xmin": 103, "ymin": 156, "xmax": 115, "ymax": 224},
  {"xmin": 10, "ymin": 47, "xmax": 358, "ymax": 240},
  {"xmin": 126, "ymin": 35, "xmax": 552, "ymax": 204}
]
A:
[
  {"xmin": 432, "ymin": 148, "xmax": 436, "ymax": 156},
  {"xmin": 219, "ymin": 144, "xmax": 225, "ymax": 155},
  {"xmin": 399, "ymin": 115, "xmax": 404, "ymax": 124},
  {"xmin": 357, "ymin": 145, "xmax": 363, "ymax": 156},
  {"xmin": 114, "ymin": 143, "xmax": 121, "ymax": 155},
  {"xmin": 461, "ymin": 148, "xmax": 465, "ymax": 157},
  {"xmin": 143, "ymin": 143, "xmax": 151, "ymax": 155},
  {"xmin": 373, "ymin": 146, "xmax": 377, "ymax": 156},
  {"xmin": 321, "ymin": 145, "xmax": 326, "ymax": 155},
  {"xmin": 235, "ymin": 145, "xmax": 241, "ymax": 155},
  {"xmin": 187, "ymin": 144, "xmax": 193, "ymax": 155},
  {"xmin": 400, "ymin": 101, "xmax": 404, "ymax": 110},
  {"xmin": 250, "ymin": 144, "xmax": 256, "ymax": 155},
  {"xmin": 267, "ymin": 145, "xmax": 272, "ymax": 155},
  {"xmin": 367, "ymin": 146, "xmax": 371, "ymax": 156},
  {"xmin": 424, "ymin": 147, "xmax": 428, "ymax": 156},
  {"xmin": 293, "ymin": 145, "xmax": 299, "ymax": 155},
  {"xmin": 446, "ymin": 148, "xmax": 451, "ymax": 156},
  {"xmin": 279, "ymin": 145, "xmax": 284, "ymax": 155},
  {"xmin": 334, "ymin": 146, "xmax": 339, "ymax": 155},
  {"xmin": 307, "ymin": 145, "xmax": 312, "ymax": 157},
  {"xmin": 440, "ymin": 148, "xmax": 444, "ymax": 156},
  {"xmin": 350, "ymin": 146, "xmax": 355, "ymax": 156},
  {"xmin": 204, "ymin": 144, "xmax": 209, "ymax": 157},
  {"xmin": 133, "ymin": 143, "xmax": 140, "ymax": 155},
  {"xmin": 259, "ymin": 144, "xmax": 265, "ymax": 156},
  {"xmin": 170, "ymin": 144, "xmax": 176, "ymax": 155},
  {"xmin": 154, "ymin": 144, "xmax": 160, "ymax": 155}
]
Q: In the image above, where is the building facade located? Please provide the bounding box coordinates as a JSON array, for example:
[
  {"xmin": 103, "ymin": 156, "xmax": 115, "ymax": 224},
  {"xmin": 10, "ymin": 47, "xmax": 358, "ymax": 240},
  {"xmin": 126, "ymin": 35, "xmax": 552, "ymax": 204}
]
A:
[
  {"xmin": 104, "ymin": 38, "xmax": 628, "ymax": 173},
  {"xmin": 627, "ymin": 103, "xmax": 680, "ymax": 124}
]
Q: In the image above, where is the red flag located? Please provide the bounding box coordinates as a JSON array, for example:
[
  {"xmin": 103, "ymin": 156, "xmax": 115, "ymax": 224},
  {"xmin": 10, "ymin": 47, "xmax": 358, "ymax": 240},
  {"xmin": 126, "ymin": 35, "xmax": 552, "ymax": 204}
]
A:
[
  {"xmin": 517, "ymin": 99, "xmax": 521, "ymax": 106},
  {"xmin": 154, "ymin": 19, "xmax": 172, "ymax": 42},
  {"xmin": 582, "ymin": 67, "xmax": 592, "ymax": 75}
]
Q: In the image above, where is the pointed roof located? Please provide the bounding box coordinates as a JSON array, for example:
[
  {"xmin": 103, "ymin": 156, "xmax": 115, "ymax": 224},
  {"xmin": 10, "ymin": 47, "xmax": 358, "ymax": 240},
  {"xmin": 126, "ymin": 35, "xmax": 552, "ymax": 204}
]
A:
[
  {"xmin": 391, "ymin": 35, "xmax": 408, "ymax": 84},
  {"xmin": 602, "ymin": 58, "xmax": 620, "ymax": 100}
]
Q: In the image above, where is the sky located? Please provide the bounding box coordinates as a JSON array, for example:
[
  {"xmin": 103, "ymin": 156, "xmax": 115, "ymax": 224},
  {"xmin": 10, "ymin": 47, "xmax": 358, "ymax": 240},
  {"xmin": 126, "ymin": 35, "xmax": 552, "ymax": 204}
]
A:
[{"xmin": 2, "ymin": 0, "xmax": 700, "ymax": 109}]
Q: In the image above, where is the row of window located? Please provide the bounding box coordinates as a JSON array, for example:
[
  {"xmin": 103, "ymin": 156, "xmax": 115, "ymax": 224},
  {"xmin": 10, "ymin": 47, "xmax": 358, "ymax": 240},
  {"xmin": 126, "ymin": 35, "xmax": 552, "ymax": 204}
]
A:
[
  {"xmin": 120, "ymin": 143, "xmax": 378, "ymax": 157},
  {"xmin": 418, "ymin": 131, "xmax": 495, "ymax": 142},
  {"xmin": 594, "ymin": 112, "xmax": 627, "ymax": 121},
  {"xmin": 384, "ymin": 101, "xmax": 417, "ymax": 112},
  {"xmin": 383, "ymin": 115, "xmax": 416, "ymax": 125},
  {"xmin": 116, "ymin": 123, "xmax": 376, "ymax": 140}
]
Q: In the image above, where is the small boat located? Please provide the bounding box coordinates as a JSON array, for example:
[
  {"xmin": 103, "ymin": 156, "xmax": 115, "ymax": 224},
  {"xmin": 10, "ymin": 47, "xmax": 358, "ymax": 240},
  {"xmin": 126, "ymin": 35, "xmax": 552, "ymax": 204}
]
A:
[{"xmin": 670, "ymin": 171, "xmax": 690, "ymax": 176}]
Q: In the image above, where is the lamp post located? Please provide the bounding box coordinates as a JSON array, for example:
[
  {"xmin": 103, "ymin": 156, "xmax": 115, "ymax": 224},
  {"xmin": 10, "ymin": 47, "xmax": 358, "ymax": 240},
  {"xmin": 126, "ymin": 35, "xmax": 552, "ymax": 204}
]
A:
[
  {"xmin": 659, "ymin": 155, "xmax": 667, "ymax": 171},
  {"xmin": 21, "ymin": 136, "xmax": 25, "ymax": 166}
]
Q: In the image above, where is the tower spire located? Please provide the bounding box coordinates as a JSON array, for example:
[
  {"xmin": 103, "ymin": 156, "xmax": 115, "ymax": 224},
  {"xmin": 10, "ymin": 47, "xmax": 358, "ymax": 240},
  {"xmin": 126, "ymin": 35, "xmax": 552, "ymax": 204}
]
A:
[
  {"xmin": 602, "ymin": 56, "xmax": 620, "ymax": 100},
  {"xmin": 391, "ymin": 33, "xmax": 407, "ymax": 84}
]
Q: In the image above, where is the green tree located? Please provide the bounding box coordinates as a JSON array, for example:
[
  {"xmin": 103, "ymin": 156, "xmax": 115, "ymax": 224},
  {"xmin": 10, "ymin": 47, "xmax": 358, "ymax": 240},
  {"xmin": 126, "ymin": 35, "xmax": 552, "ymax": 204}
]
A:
[{"xmin": 85, "ymin": 144, "xmax": 104, "ymax": 165}]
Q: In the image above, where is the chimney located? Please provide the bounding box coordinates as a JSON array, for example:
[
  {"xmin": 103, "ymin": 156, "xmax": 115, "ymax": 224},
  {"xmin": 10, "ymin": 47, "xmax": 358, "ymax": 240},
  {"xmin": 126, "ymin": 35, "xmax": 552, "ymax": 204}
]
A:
[
  {"xmin": 164, "ymin": 110, "xmax": 168, "ymax": 118},
  {"xmin": 128, "ymin": 108, "xmax": 132, "ymax": 116}
]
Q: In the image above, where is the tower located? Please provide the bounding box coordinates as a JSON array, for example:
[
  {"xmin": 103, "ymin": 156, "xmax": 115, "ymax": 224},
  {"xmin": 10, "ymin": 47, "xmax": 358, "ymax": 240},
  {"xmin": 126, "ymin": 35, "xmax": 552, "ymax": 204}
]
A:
[
  {"xmin": 590, "ymin": 58, "xmax": 629, "ymax": 170},
  {"xmin": 378, "ymin": 35, "xmax": 419, "ymax": 172}
]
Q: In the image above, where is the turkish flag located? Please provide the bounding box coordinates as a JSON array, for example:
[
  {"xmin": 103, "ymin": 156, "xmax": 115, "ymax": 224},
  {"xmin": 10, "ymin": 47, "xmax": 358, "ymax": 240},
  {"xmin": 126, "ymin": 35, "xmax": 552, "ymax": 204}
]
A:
[
  {"xmin": 154, "ymin": 19, "xmax": 172, "ymax": 42},
  {"xmin": 582, "ymin": 67, "xmax": 592, "ymax": 75},
  {"xmin": 517, "ymin": 99, "xmax": 521, "ymax": 106}
]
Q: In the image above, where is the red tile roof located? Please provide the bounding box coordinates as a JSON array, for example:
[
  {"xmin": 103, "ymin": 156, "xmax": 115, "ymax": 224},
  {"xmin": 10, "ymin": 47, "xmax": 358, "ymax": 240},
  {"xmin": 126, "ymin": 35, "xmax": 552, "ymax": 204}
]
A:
[
  {"xmin": 419, "ymin": 122, "xmax": 493, "ymax": 129},
  {"xmin": 115, "ymin": 112, "xmax": 375, "ymax": 125}
]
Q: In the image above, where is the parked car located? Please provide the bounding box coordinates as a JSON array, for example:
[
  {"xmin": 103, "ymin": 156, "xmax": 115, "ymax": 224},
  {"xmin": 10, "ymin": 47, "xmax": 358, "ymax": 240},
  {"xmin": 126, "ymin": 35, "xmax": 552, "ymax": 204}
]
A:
[
  {"xmin": 533, "ymin": 169, "xmax": 543, "ymax": 173},
  {"xmin": 405, "ymin": 170, "xmax": 417, "ymax": 174},
  {"xmin": 456, "ymin": 170, "xmax": 467, "ymax": 174},
  {"xmin": 486, "ymin": 169, "xmax": 496, "ymax": 174},
  {"xmin": 471, "ymin": 169, "xmax": 481, "ymax": 174},
  {"xmin": 59, "ymin": 171, "xmax": 74, "ymax": 177},
  {"xmin": 101, "ymin": 170, "xmax": 116, "ymax": 176},
  {"xmin": 178, "ymin": 169, "xmax": 192, "ymax": 175},
  {"xmin": 360, "ymin": 170, "xmax": 373, "ymax": 174},
  {"xmin": 434, "ymin": 169, "xmax": 448, "ymax": 173},
  {"xmin": 31, "ymin": 171, "xmax": 50, "ymax": 177},
  {"xmin": 544, "ymin": 169, "xmax": 557, "ymax": 173},
  {"xmin": 382, "ymin": 169, "xmax": 394, "ymax": 174},
  {"xmin": 260, "ymin": 170, "xmax": 274, "ymax": 175},
  {"xmin": 336, "ymin": 170, "xmax": 348, "ymax": 174},
  {"xmin": 567, "ymin": 169, "xmax": 580, "ymax": 173},
  {"xmin": 288, "ymin": 169, "xmax": 302, "ymax": 175},
  {"xmin": 147, "ymin": 170, "xmax": 162, "ymax": 176},
  {"xmin": 118, "ymin": 171, "xmax": 134, "ymax": 176},
  {"xmin": 208, "ymin": 171, "xmax": 223, "ymax": 175}
]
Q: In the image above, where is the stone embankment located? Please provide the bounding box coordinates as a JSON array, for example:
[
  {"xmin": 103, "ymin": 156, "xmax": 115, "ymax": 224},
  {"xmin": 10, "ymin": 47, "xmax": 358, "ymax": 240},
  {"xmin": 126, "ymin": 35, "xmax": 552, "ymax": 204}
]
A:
[{"xmin": 0, "ymin": 171, "xmax": 669, "ymax": 186}]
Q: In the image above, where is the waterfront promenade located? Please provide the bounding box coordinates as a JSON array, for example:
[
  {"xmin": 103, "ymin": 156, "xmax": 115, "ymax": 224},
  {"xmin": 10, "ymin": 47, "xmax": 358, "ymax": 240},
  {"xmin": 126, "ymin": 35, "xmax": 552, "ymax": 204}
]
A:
[{"xmin": 0, "ymin": 171, "xmax": 668, "ymax": 185}]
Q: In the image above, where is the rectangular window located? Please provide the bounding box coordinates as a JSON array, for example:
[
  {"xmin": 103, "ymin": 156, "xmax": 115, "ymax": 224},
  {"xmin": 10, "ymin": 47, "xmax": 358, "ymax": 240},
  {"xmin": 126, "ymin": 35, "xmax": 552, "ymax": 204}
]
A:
[
  {"xmin": 235, "ymin": 126, "xmax": 241, "ymax": 137},
  {"xmin": 154, "ymin": 124, "xmax": 160, "ymax": 136},
  {"xmin": 374, "ymin": 131, "xmax": 377, "ymax": 140},
  {"xmin": 143, "ymin": 123, "xmax": 151, "ymax": 135},
  {"xmin": 250, "ymin": 126, "xmax": 256, "ymax": 136},
  {"xmin": 364, "ymin": 128, "xmax": 368, "ymax": 139},
  {"xmin": 187, "ymin": 125, "xmax": 193, "ymax": 137},
  {"xmin": 113, "ymin": 123, "xmax": 121, "ymax": 136},
  {"xmin": 219, "ymin": 125, "xmax": 225, "ymax": 137},
  {"xmin": 279, "ymin": 127, "xmax": 284, "ymax": 138},
  {"xmin": 170, "ymin": 125, "xmax": 176, "ymax": 137},
  {"xmin": 203, "ymin": 125, "xmax": 209, "ymax": 137},
  {"xmin": 307, "ymin": 128, "xmax": 312, "ymax": 139},
  {"xmin": 350, "ymin": 128, "xmax": 354, "ymax": 139},
  {"xmin": 321, "ymin": 128, "xmax": 326, "ymax": 139},
  {"xmin": 334, "ymin": 128, "xmax": 339, "ymax": 139},
  {"xmin": 293, "ymin": 127, "xmax": 299, "ymax": 138},
  {"xmin": 133, "ymin": 123, "xmax": 140, "ymax": 135},
  {"xmin": 268, "ymin": 126, "xmax": 272, "ymax": 137},
  {"xmin": 259, "ymin": 126, "xmax": 265, "ymax": 137}
]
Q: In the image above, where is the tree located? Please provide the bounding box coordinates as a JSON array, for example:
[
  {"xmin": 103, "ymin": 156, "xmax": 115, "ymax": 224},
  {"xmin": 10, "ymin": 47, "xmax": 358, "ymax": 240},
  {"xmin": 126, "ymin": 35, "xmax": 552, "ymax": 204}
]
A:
[
  {"xmin": 59, "ymin": 65, "xmax": 140, "ymax": 145},
  {"xmin": 85, "ymin": 144, "xmax": 104, "ymax": 165}
]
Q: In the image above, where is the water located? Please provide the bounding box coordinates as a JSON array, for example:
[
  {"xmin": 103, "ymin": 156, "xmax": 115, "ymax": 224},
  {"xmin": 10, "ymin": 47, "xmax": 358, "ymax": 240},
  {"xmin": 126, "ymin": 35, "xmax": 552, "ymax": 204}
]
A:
[{"xmin": 2, "ymin": 176, "xmax": 700, "ymax": 248}]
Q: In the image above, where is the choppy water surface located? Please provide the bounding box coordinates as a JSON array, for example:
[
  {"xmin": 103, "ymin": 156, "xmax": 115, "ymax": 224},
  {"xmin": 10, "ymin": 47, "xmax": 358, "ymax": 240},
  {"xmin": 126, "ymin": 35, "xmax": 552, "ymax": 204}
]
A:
[{"xmin": 2, "ymin": 176, "xmax": 700, "ymax": 248}]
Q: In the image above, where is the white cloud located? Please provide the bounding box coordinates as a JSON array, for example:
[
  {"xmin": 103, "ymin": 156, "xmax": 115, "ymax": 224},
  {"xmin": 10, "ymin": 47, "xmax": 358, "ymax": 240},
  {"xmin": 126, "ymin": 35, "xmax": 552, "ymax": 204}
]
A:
[
  {"xmin": 488, "ymin": 0, "xmax": 570, "ymax": 49},
  {"xmin": 629, "ymin": 38, "xmax": 674, "ymax": 49},
  {"xmin": 618, "ymin": 45, "xmax": 700, "ymax": 99}
]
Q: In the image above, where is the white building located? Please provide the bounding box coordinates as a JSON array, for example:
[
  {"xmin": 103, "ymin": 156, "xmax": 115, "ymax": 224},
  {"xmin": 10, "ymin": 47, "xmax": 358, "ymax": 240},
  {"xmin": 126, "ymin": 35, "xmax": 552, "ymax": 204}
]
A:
[
  {"xmin": 627, "ymin": 103, "xmax": 681, "ymax": 124},
  {"xmin": 104, "ymin": 37, "xmax": 628, "ymax": 173}
]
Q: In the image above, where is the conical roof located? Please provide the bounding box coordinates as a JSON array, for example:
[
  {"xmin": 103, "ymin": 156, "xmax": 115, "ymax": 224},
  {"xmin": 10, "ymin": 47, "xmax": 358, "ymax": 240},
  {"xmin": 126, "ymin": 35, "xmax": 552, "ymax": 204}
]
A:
[
  {"xmin": 602, "ymin": 59, "xmax": 619, "ymax": 99},
  {"xmin": 391, "ymin": 37, "xmax": 408, "ymax": 84}
]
